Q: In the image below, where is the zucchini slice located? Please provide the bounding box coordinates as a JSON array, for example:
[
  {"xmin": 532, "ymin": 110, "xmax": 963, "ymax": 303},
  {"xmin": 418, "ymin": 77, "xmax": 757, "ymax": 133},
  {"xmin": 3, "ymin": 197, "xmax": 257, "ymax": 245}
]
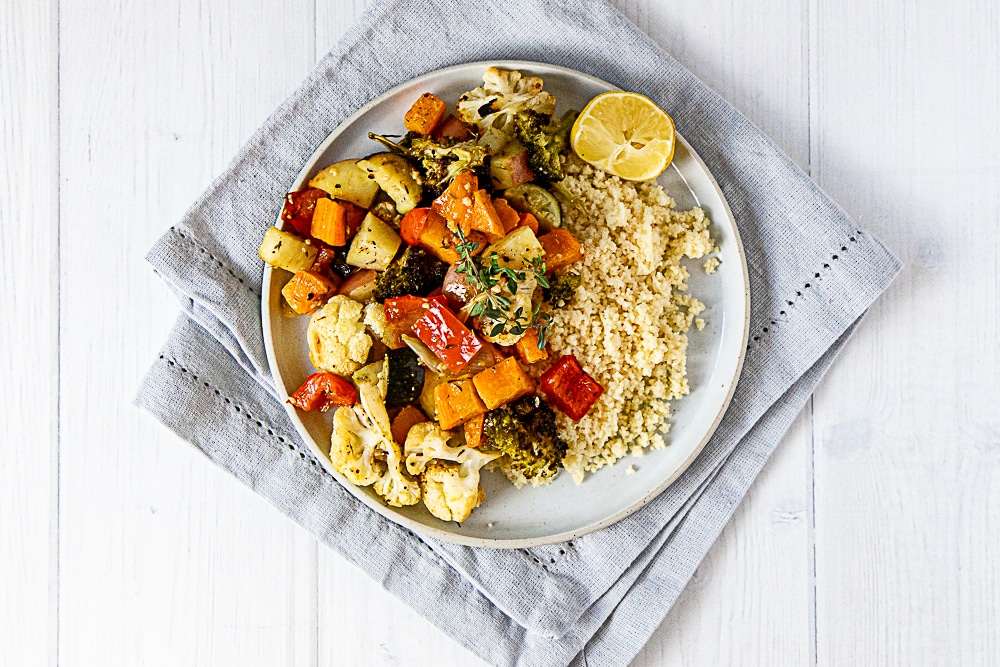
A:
[{"xmin": 502, "ymin": 183, "xmax": 562, "ymax": 232}]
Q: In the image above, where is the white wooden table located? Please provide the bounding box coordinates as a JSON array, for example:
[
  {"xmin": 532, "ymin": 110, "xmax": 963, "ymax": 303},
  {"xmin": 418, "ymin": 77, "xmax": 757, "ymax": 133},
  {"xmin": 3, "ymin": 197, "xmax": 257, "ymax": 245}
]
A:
[{"xmin": 3, "ymin": 0, "xmax": 998, "ymax": 664}]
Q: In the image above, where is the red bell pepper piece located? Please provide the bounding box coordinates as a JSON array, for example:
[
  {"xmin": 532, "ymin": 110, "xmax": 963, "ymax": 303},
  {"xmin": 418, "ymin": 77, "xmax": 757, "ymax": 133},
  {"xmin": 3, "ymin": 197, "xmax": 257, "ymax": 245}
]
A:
[
  {"xmin": 281, "ymin": 188, "xmax": 329, "ymax": 237},
  {"xmin": 288, "ymin": 372, "xmax": 357, "ymax": 412},
  {"xmin": 384, "ymin": 295, "xmax": 449, "ymax": 329},
  {"xmin": 539, "ymin": 355, "xmax": 604, "ymax": 421},
  {"xmin": 412, "ymin": 300, "xmax": 483, "ymax": 372},
  {"xmin": 383, "ymin": 295, "xmax": 450, "ymax": 349}
]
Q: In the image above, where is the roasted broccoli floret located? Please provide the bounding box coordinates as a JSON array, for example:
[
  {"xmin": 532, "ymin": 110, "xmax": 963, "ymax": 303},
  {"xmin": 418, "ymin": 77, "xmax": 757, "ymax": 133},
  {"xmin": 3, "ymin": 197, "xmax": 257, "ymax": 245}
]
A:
[
  {"xmin": 373, "ymin": 246, "xmax": 448, "ymax": 302},
  {"xmin": 513, "ymin": 109, "xmax": 577, "ymax": 183},
  {"xmin": 544, "ymin": 271, "xmax": 582, "ymax": 307},
  {"xmin": 408, "ymin": 135, "xmax": 488, "ymax": 195},
  {"xmin": 482, "ymin": 395, "xmax": 567, "ymax": 486},
  {"xmin": 369, "ymin": 132, "xmax": 487, "ymax": 197}
]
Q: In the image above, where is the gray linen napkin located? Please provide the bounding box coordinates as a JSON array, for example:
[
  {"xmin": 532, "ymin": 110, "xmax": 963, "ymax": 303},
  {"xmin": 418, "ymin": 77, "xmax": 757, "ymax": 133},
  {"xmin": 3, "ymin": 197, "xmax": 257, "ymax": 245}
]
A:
[{"xmin": 135, "ymin": 0, "xmax": 902, "ymax": 664}]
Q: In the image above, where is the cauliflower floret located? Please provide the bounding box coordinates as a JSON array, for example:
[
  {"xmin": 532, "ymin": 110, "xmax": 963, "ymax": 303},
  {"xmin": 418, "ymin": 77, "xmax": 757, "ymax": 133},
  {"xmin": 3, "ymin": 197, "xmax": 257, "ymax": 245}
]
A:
[
  {"xmin": 373, "ymin": 438, "xmax": 422, "ymax": 507},
  {"xmin": 403, "ymin": 421, "xmax": 463, "ymax": 475},
  {"xmin": 457, "ymin": 67, "xmax": 556, "ymax": 151},
  {"xmin": 307, "ymin": 295, "xmax": 372, "ymax": 375},
  {"xmin": 329, "ymin": 382, "xmax": 420, "ymax": 507},
  {"xmin": 421, "ymin": 462, "xmax": 484, "ymax": 523},
  {"xmin": 402, "ymin": 416, "xmax": 501, "ymax": 521},
  {"xmin": 363, "ymin": 301, "xmax": 387, "ymax": 338},
  {"xmin": 330, "ymin": 404, "xmax": 386, "ymax": 486},
  {"xmin": 419, "ymin": 445, "xmax": 500, "ymax": 523},
  {"xmin": 357, "ymin": 383, "xmax": 421, "ymax": 508},
  {"xmin": 351, "ymin": 359, "xmax": 387, "ymax": 398}
]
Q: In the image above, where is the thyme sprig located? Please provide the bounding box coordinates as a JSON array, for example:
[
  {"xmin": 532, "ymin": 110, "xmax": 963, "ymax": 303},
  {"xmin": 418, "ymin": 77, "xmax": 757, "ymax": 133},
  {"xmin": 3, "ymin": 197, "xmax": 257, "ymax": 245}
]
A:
[{"xmin": 454, "ymin": 227, "xmax": 553, "ymax": 349}]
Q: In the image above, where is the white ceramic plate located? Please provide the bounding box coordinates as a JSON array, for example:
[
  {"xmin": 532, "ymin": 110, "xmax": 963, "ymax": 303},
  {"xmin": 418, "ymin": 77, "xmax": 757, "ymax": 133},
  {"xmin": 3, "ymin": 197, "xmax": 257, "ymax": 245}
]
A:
[{"xmin": 262, "ymin": 61, "xmax": 750, "ymax": 548}]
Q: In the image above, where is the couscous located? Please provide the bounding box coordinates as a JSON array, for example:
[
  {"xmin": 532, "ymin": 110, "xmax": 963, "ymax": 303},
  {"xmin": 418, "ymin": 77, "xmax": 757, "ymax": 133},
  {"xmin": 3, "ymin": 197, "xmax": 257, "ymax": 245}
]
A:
[{"xmin": 543, "ymin": 155, "xmax": 713, "ymax": 482}]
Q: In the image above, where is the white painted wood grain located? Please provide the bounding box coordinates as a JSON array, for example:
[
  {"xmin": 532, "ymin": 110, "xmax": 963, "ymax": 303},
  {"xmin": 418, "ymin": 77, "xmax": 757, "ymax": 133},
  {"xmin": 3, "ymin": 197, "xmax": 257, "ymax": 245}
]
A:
[
  {"xmin": 55, "ymin": 1, "xmax": 317, "ymax": 665},
  {"xmin": 614, "ymin": 0, "xmax": 811, "ymax": 166},
  {"xmin": 16, "ymin": 0, "xmax": 998, "ymax": 665},
  {"xmin": 310, "ymin": 3, "xmax": 488, "ymax": 664},
  {"xmin": 0, "ymin": 1, "xmax": 58, "ymax": 666},
  {"xmin": 811, "ymin": 1, "xmax": 1000, "ymax": 664},
  {"xmin": 618, "ymin": 1, "xmax": 815, "ymax": 664},
  {"xmin": 638, "ymin": 411, "xmax": 815, "ymax": 666}
]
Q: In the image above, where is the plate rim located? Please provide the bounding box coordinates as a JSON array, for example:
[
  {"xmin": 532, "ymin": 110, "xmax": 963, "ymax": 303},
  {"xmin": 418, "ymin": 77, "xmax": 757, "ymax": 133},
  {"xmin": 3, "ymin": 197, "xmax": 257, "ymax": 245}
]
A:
[{"xmin": 261, "ymin": 59, "xmax": 751, "ymax": 548}]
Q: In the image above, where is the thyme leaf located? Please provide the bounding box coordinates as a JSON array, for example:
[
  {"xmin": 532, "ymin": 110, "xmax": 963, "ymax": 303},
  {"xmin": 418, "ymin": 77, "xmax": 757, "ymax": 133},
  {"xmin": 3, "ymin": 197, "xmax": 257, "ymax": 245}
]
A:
[{"xmin": 453, "ymin": 225, "xmax": 554, "ymax": 349}]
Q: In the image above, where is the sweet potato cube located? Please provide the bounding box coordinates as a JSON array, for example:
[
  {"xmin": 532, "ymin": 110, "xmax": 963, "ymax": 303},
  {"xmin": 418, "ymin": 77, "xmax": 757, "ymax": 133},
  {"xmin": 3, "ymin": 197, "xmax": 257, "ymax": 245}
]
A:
[
  {"xmin": 469, "ymin": 190, "xmax": 506, "ymax": 242},
  {"xmin": 434, "ymin": 379, "xmax": 487, "ymax": 430},
  {"xmin": 391, "ymin": 404, "xmax": 427, "ymax": 444},
  {"xmin": 418, "ymin": 211, "xmax": 485, "ymax": 264},
  {"xmin": 417, "ymin": 212, "xmax": 461, "ymax": 263},
  {"xmin": 432, "ymin": 172, "xmax": 478, "ymax": 235},
  {"xmin": 404, "ymin": 93, "xmax": 447, "ymax": 135},
  {"xmin": 464, "ymin": 414, "xmax": 485, "ymax": 448},
  {"xmin": 514, "ymin": 328, "xmax": 549, "ymax": 365},
  {"xmin": 493, "ymin": 198, "xmax": 521, "ymax": 234},
  {"xmin": 311, "ymin": 198, "xmax": 365, "ymax": 247},
  {"xmin": 538, "ymin": 228, "xmax": 584, "ymax": 271},
  {"xmin": 281, "ymin": 270, "xmax": 338, "ymax": 315},
  {"xmin": 516, "ymin": 212, "xmax": 539, "ymax": 235},
  {"xmin": 472, "ymin": 357, "xmax": 535, "ymax": 410}
]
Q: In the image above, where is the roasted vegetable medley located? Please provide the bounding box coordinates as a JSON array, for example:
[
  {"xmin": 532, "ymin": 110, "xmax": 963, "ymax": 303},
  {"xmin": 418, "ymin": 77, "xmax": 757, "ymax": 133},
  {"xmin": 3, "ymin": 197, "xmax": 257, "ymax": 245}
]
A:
[{"xmin": 260, "ymin": 68, "xmax": 605, "ymax": 523}]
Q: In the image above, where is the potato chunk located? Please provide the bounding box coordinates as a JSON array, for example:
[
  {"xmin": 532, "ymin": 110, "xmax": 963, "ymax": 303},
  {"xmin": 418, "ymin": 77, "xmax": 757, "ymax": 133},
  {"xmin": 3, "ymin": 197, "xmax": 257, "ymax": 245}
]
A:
[
  {"xmin": 346, "ymin": 213, "xmax": 403, "ymax": 272},
  {"xmin": 258, "ymin": 227, "xmax": 318, "ymax": 273},
  {"xmin": 483, "ymin": 226, "xmax": 544, "ymax": 270},
  {"xmin": 309, "ymin": 159, "xmax": 381, "ymax": 209},
  {"xmin": 356, "ymin": 153, "xmax": 422, "ymax": 214}
]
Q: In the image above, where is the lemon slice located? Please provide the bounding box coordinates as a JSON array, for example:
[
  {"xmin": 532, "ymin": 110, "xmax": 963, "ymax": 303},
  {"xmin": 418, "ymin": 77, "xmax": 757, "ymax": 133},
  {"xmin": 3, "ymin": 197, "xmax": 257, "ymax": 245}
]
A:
[{"xmin": 570, "ymin": 91, "xmax": 676, "ymax": 181}]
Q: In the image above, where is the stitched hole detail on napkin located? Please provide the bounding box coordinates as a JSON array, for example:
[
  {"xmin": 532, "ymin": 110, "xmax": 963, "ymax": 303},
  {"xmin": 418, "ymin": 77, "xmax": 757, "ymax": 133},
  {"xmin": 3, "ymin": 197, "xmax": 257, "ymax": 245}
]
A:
[
  {"xmin": 517, "ymin": 539, "xmax": 580, "ymax": 570},
  {"xmin": 518, "ymin": 549, "xmax": 551, "ymax": 571},
  {"xmin": 747, "ymin": 231, "xmax": 863, "ymax": 350},
  {"xmin": 157, "ymin": 353, "xmax": 459, "ymax": 567},
  {"xmin": 159, "ymin": 354, "xmax": 331, "ymax": 468},
  {"xmin": 404, "ymin": 530, "xmax": 449, "ymax": 561},
  {"xmin": 169, "ymin": 227, "xmax": 259, "ymax": 297},
  {"xmin": 160, "ymin": 351, "xmax": 566, "ymax": 570},
  {"xmin": 160, "ymin": 353, "xmax": 580, "ymax": 568}
]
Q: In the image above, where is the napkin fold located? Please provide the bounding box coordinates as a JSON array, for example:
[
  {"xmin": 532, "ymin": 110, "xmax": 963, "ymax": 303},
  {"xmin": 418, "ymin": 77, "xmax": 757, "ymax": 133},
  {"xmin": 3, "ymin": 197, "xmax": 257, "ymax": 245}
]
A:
[{"xmin": 136, "ymin": 0, "xmax": 901, "ymax": 664}]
